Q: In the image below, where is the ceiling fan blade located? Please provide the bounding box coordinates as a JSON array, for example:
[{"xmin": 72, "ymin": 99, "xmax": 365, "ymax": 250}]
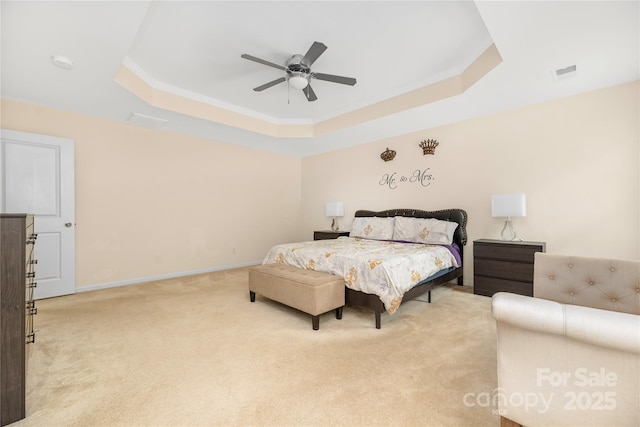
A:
[
  {"xmin": 303, "ymin": 85, "xmax": 318, "ymax": 102},
  {"xmin": 241, "ymin": 54, "xmax": 287, "ymax": 71},
  {"xmin": 313, "ymin": 73, "xmax": 357, "ymax": 86},
  {"xmin": 253, "ymin": 77, "xmax": 286, "ymax": 91},
  {"xmin": 302, "ymin": 41, "xmax": 327, "ymax": 66}
]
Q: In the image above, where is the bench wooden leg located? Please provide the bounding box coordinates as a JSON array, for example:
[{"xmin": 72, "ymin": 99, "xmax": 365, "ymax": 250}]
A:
[
  {"xmin": 312, "ymin": 315, "xmax": 320, "ymax": 330},
  {"xmin": 500, "ymin": 416, "xmax": 522, "ymax": 427},
  {"xmin": 249, "ymin": 291, "xmax": 256, "ymax": 302},
  {"xmin": 375, "ymin": 311, "xmax": 381, "ymax": 329},
  {"xmin": 335, "ymin": 306, "xmax": 343, "ymax": 319}
]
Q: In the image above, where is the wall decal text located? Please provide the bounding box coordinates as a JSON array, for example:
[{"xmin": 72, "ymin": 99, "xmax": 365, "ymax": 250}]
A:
[{"xmin": 379, "ymin": 168, "xmax": 434, "ymax": 190}]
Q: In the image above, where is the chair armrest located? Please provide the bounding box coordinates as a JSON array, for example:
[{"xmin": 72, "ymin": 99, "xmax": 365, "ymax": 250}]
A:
[
  {"xmin": 492, "ymin": 292, "xmax": 640, "ymax": 426},
  {"xmin": 492, "ymin": 292, "xmax": 640, "ymax": 354}
]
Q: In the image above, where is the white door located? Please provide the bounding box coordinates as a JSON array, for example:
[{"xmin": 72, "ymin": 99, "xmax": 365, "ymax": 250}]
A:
[{"xmin": 0, "ymin": 129, "xmax": 75, "ymax": 299}]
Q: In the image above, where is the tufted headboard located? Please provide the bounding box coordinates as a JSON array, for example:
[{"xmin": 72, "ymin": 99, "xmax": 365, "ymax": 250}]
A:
[
  {"xmin": 354, "ymin": 208, "xmax": 468, "ymax": 249},
  {"xmin": 534, "ymin": 252, "xmax": 640, "ymax": 315}
]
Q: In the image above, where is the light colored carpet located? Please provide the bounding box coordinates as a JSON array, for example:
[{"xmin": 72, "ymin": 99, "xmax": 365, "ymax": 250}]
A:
[{"xmin": 16, "ymin": 268, "xmax": 499, "ymax": 427}]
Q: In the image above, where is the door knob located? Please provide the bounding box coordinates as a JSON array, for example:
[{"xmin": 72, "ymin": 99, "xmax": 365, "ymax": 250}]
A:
[{"xmin": 65, "ymin": 222, "xmax": 73, "ymax": 228}]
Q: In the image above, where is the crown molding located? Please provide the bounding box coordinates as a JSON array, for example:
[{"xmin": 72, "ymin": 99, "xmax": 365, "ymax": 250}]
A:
[{"xmin": 115, "ymin": 43, "xmax": 501, "ymax": 138}]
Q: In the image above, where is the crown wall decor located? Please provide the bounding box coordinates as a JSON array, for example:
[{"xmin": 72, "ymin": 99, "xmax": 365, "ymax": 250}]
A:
[
  {"xmin": 419, "ymin": 139, "xmax": 439, "ymax": 155},
  {"xmin": 380, "ymin": 147, "xmax": 396, "ymax": 162}
]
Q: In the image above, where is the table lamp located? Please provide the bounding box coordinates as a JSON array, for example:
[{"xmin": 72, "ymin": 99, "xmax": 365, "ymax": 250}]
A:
[
  {"xmin": 491, "ymin": 193, "xmax": 526, "ymax": 241},
  {"xmin": 325, "ymin": 202, "xmax": 344, "ymax": 231}
]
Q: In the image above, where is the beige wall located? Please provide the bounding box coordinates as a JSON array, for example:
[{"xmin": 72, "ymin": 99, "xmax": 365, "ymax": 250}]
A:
[
  {"xmin": 2, "ymin": 81, "xmax": 638, "ymax": 290},
  {"xmin": 1, "ymin": 99, "xmax": 303, "ymax": 289},
  {"xmin": 302, "ymin": 82, "xmax": 640, "ymax": 283}
]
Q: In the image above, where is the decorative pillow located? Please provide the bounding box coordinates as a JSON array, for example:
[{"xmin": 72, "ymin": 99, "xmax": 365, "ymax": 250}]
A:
[
  {"xmin": 392, "ymin": 216, "xmax": 458, "ymax": 245},
  {"xmin": 349, "ymin": 217, "xmax": 395, "ymax": 241}
]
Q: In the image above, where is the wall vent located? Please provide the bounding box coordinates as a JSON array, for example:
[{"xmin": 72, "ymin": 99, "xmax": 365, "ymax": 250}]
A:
[
  {"xmin": 552, "ymin": 64, "xmax": 577, "ymax": 82},
  {"xmin": 127, "ymin": 113, "xmax": 168, "ymax": 129}
]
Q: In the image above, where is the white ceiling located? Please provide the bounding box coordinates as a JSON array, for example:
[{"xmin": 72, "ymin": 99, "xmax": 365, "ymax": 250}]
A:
[{"xmin": 1, "ymin": 1, "xmax": 638, "ymax": 157}]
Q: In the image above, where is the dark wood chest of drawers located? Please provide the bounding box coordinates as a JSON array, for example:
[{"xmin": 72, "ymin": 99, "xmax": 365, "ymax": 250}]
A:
[
  {"xmin": 473, "ymin": 239, "xmax": 546, "ymax": 297},
  {"xmin": 1, "ymin": 214, "xmax": 37, "ymax": 426}
]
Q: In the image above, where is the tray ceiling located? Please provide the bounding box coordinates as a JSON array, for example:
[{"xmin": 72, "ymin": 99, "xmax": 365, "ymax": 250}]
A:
[{"xmin": 1, "ymin": 1, "xmax": 638, "ymax": 156}]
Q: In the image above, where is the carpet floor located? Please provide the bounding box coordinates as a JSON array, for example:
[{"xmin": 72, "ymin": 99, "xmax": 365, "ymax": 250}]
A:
[{"xmin": 15, "ymin": 267, "xmax": 499, "ymax": 427}]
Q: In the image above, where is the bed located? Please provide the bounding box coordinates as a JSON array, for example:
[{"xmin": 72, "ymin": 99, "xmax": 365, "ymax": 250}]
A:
[{"xmin": 262, "ymin": 208, "xmax": 468, "ymax": 328}]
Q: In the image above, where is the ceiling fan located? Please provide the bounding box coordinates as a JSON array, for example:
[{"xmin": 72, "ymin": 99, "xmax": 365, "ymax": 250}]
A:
[{"xmin": 241, "ymin": 41, "xmax": 356, "ymax": 102}]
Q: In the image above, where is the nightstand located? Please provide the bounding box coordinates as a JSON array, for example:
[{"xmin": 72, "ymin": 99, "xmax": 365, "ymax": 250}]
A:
[
  {"xmin": 473, "ymin": 239, "xmax": 546, "ymax": 297},
  {"xmin": 313, "ymin": 230, "xmax": 350, "ymax": 240}
]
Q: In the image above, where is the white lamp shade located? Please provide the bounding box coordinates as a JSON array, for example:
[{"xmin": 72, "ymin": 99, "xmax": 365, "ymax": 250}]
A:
[
  {"xmin": 491, "ymin": 193, "xmax": 526, "ymax": 217},
  {"xmin": 288, "ymin": 75, "xmax": 309, "ymax": 89},
  {"xmin": 325, "ymin": 202, "xmax": 344, "ymax": 217}
]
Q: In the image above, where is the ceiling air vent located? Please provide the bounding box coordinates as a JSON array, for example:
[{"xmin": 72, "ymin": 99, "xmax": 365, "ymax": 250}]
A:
[
  {"xmin": 552, "ymin": 64, "xmax": 577, "ymax": 82},
  {"xmin": 127, "ymin": 113, "xmax": 168, "ymax": 129}
]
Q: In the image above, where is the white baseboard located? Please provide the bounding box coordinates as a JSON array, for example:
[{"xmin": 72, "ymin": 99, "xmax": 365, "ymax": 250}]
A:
[{"xmin": 76, "ymin": 261, "xmax": 262, "ymax": 293}]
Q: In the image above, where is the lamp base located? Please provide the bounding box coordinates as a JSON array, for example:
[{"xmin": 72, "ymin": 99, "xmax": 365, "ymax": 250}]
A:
[
  {"xmin": 331, "ymin": 217, "xmax": 339, "ymax": 231},
  {"xmin": 501, "ymin": 218, "xmax": 516, "ymax": 241}
]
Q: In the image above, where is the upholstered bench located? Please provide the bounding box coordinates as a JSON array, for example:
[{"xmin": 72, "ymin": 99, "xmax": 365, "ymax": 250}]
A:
[{"xmin": 248, "ymin": 264, "xmax": 345, "ymax": 330}]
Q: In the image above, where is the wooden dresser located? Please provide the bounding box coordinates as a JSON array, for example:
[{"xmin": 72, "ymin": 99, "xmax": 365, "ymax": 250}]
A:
[
  {"xmin": 1, "ymin": 214, "xmax": 37, "ymax": 426},
  {"xmin": 473, "ymin": 239, "xmax": 546, "ymax": 297}
]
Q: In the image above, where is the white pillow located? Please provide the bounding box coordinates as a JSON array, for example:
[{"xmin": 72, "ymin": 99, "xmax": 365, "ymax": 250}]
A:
[
  {"xmin": 350, "ymin": 217, "xmax": 395, "ymax": 241},
  {"xmin": 392, "ymin": 216, "xmax": 458, "ymax": 245}
]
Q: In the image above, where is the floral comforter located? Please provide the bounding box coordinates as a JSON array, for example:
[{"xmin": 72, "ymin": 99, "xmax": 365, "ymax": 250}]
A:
[{"xmin": 262, "ymin": 236, "xmax": 459, "ymax": 314}]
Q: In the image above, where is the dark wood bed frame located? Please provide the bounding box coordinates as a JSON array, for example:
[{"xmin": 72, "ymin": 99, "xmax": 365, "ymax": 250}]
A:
[{"xmin": 348, "ymin": 208, "xmax": 468, "ymax": 329}]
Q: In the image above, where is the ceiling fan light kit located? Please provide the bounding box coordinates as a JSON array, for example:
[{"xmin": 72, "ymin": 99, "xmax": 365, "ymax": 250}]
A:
[
  {"xmin": 288, "ymin": 73, "xmax": 309, "ymax": 90},
  {"xmin": 241, "ymin": 41, "xmax": 356, "ymax": 102}
]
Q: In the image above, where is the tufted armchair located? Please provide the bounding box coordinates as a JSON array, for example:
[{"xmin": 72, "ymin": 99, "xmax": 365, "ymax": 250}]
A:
[{"xmin": 491, "ymin": 253, "xmax": 640, "ymax": 427}]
